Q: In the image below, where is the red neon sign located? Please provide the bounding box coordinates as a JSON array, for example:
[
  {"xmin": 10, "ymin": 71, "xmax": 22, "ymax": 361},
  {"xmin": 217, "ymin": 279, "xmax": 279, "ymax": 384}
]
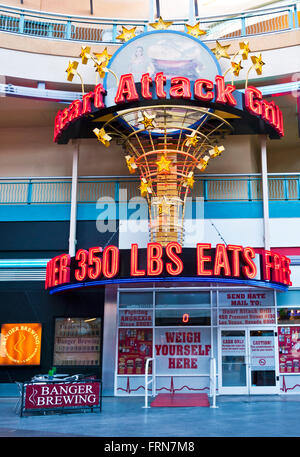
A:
[{"xmin": 45, "ymin": 243, "xmax": 292, "ymax": 290}]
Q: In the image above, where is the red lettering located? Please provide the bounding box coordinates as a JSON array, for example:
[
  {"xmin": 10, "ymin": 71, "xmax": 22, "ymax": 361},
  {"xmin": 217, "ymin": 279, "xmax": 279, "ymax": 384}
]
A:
[
  {"xmin": 87, "ymin": 246, "xmax": 102, "ymax": 280},
  {"xmin": 196, "ymin": 243, "xmax": 213, "ymax": 275},
  {"xmin": 94, "ymin": 83, "xmax": 106, "ymax": 108},
  {"xmin": 214, "ymin": 244, "xmax": 231, "ymax": 276},
  {"xmin": 147, "ymin": 242, "xmax": 163, "ymax": 275},
  {"xmin": 59, "ymin": 254, "xmax": 70, "ymax": 285},
  {"xmin": 141, "ymin": 73, "xmax": 152, "ymax": 99},
  {"xmin": 114, "ymin": 73, "xmax": 139, "ymax": 104},
  {"xmin": 82, "ymin": 91, "xmax": 94, "ymax": 115},
  {"xmin": 169, "ymin": 77, "xmax": 191, "ymax": 99},
  {"xmin": 67, "ymin": 99, "xmax": 82, "ymax": 122},
  {"xmin": 165, "ymin": 242, "xmax": 183, "ymax": 275},
  {"xmin": 102, "ymin": 245, "xmax": 119, "ymax": 278},
  {"xmin": 75, "ymin": 249, "xmax": 88, "ymax": 281},
  {"xmin": 242, "ymin": 247, "xmax": 257, "ymax": 279},
  {"xmin": 215, "ymin": 75, "xmax": 237, "ymax": 106},
  {"xmin": 130, "ymin": 243, "xmax": 145, "ymax": 276},
  {"xmin": 227, "ymin": 244, "xmax": 243, "ymax": 277},
  {"xmin": 194, "ymin": 79, "xmax": 214, "ymax": 101},
  {"xmin": 245, "ymin": 86, "xmax": 262, "ymax": 116},
  {"xmin": 155, "ymin": 72, "xmax": 167, "ymax": 99}
]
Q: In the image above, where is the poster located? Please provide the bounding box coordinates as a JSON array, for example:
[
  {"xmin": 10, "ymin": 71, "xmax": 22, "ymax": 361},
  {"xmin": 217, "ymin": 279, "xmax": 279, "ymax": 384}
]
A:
[
  {"xmin": 250, "ymin": 336, "xmax": 275, "ymax": 370},
  {"xmin": 218, "ymin": 308, "xmax": 276, "ymax": 325},
  {"xmin": 118, "ymin": 328, "xmax": 153, "ymax": 375},
  {"xmin": 119, "ymin": 309, "xmax": 153, "ymax": 327},
  {"xmin": 155, "ymin": 328, "xmax": 211, "ymax": 374},
  {"xmin": 278, "ymin": 326, "xmax": 300, "ymax": 373},
  {"xmin": 221, "ymin": 335, "xmax": 246, "ymax": 356},
  {"xmin": 219, "ymin": 291, "xmax": 274, "ymax": 307},
  {"xmin": 0, "ymin": 323, "xmax": 42, "ymax": 366}
]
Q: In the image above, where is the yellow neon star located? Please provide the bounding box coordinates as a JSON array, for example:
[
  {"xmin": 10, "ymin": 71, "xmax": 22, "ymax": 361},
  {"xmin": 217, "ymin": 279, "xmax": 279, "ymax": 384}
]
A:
[
  {"xmin": 211, "ymin": 41, "xmax": 231, "ymax": 60},
  {"xmin": 158, "ymin": 198, "xmax": 171, "ymax": 216},
  {"xmin": 138, "ymin": 112, "xmax": 156, "ymax": 130},
  {"xmin": 197, "ymin": 155, "xmax": 210, "ymax": 171},
  {"xmin": 66, "ymin": 61, "xmax": 79, "ymax": 81},
  {"xmin": 156, "ymin": 155, "xmax": 172, "ymax": 173},
  {"xmin": 93, "ymin": 48, "xmax": 112, "ymax": 66},
  {"xmin": 149, "ymin": 16, "xmax": 173, "ymax": 30},
  {"xmin": 116, "ymin": 26, "xmax": 137, "ymax": 42},
  {"xmin": 139, "ymin": 178, "xmax": 152, "ymax": 197},
  {"xmin": 80, "ymin": 46, "xmax": 91, "ymax": 65},
  {"xmin": 186, "ymin": 22, "xmax": 206, "ymax": 38},
  {"xmin": 184, "ymin": 172, "xmax": 195, "ymax": 189},
  {"xmin": 208, "ymin": 145, "xmax": 224, "ymax": 158},
  {"xmin": 231, "ymin": 60, "xmax": 243, "ymax": 77},
  {"xmin": 251, "ymin": 53, "xmax": 265, "ymax": 75},
  {"xmin": 239, "ymin": 41, "xmax": 251, "ymax": 60},
  {"xmin": 125, "ymin": 155, "xmax": 137, "ymax": 174},
  {"xmin": 93, "ymin": 128, "xmax": 112, "ymax": 147},
  {"xmin": 185, "ymin": 131, "xmax": 199, "ymax": 147}
]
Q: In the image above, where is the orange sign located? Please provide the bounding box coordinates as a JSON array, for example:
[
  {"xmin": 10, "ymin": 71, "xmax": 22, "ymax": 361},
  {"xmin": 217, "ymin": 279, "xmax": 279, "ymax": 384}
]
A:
[{"xmin": 0, "ymin": 323, "xmax": 42, "ymax": 365}]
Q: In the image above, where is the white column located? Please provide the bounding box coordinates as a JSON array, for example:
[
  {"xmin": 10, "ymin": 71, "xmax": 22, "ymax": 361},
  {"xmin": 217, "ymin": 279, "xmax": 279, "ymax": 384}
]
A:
[
  {"xmin": 260, "ymin": 135, "xmax": 270, "ymax": 250},
  {"xmin": 69, "ymin": 140, "xmax": 80, "ymax": 257}
]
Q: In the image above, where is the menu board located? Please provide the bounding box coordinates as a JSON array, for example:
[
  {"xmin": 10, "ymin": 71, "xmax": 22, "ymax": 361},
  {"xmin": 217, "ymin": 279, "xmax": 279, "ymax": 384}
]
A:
[
  {"xmin": 118, "ymin": 328, "xmax": 153, "ymax": 375},
  {"xmin": 278, "ymin": 326, "xmax": 300, "ymax": 373}
]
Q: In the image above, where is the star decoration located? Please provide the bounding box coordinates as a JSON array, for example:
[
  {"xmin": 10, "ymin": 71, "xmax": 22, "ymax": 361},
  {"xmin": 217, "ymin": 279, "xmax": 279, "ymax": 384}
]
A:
[
  {"xmin": 185, "ymin": 131, "xmax": 199, "ymax": 147},
  {"xmin": 197, "ymin": 155, "xmax": 210, "ymax": 171},
  {"xmin": 149, "ymin": 16, "xmax": 173, "ymax": 30},
  {"xmin": 211, "ymin": 41, "xmax": 231, "ymax": 60},
  {"xmin": 138, "ymin": 111, "xmax": 157, "ymax": 130},
  {"xmin": 66, "ymin": 61, "xmax": 79, "ymax": 81},
  {"xmin": 156, "ymin": 154, "xmax": 172, "ymax": 173},
  {"xmin": 93, "ymin": 128, "xmax": 112, "ymax": 147},
  {"xmin": 183, "ymin": 172, "xmax": 195, "ymax": 189},
  {"xmin": 186, "ymin": 22, "xmax": 206, "ymax": 38},
  {"xmin": 239, "ymin": 41, "xmax": 251, "ymax": 60},
  {"xmin": 231, "ymin": 60, "xmax": 243, "ymax": 77},
  {"xmin": 251, "ymin": 53, "xmax": 265, "ymax": 75},
  {"xmin": 80, "ymin": 46, "xmax": 91, "ymax": 65},
  {"xmin": 93, "ymin": 48, "xmax": 112, "ymax": 66},
  {"xmin": 208, "ymin": 145, "xmax": 224, "ymax": 158},
  {"xmin": 158, "ymin": 197, "xmax": 171, "ymax": 216},
  {"xmin": 125, "ymin": 155, "xmax": 137, "ymax": 174},
  {"xmin": 94, "ymin": 61, "xmax": 107, "ymax": 79},
  {"xmin": 139, "ymin": 178, "xmax": 152, "ymax": 197},
  {"xmin": 116, "ymin": 26, "xmax": 137, "ymax": 42}
]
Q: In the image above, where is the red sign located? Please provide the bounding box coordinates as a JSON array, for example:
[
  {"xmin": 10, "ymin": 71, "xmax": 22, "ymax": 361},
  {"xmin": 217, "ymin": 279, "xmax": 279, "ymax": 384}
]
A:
[
  {"xmin": 53, "ymin": 72, "xmax": 284, "ymax": 142},
  {"xmin": 45, "ymin": 242, "xmax": 292, "ymax": 291},
  {"xmin": 278, "ymin": 326, "xmax": 300, "ymax": 373},
  {"xmin": 24, "ymin": 381, "xmax": 101, "ymax": 410}
]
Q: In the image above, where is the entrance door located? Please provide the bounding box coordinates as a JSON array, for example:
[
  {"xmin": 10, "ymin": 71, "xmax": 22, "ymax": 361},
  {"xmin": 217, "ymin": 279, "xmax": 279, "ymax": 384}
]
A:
[
  {"xmin": 219, "ymin": 328, "xmax": 279, "ymax": 395},
  {"xmin": 249, "ymin": 329, "xmax": 278, "ymax": 394}
]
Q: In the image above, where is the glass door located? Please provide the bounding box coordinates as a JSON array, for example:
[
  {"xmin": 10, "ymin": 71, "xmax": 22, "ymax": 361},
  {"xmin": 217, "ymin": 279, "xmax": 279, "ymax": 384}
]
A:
[
  {"xmin": 249, "ymin": 329, "xmax": 279, "ymax": 394},
  {"xmin": 219, "ymin": 330, "xmax": 248, "ymax": 394},
  {"xmin": 219, "ymin": 328, "xmax": 279, "ymax": 395}
]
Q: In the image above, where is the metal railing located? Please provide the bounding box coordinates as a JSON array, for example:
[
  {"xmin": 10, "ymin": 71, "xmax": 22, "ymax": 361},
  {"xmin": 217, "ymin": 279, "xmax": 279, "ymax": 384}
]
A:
[
  {"xmin": 0, "ymin": 174, "xmax": 299, "ymax": 205},
  {"xmin": 0, "ymin": 2, "xmax": 298, "ymax": 44},
  {"xmin": 210, "ymin": 357, "xmax": 218, "ymax": 408},
  {"xmin": 143, "ymin": 357, "xmax": 156, "ymax": 409}
]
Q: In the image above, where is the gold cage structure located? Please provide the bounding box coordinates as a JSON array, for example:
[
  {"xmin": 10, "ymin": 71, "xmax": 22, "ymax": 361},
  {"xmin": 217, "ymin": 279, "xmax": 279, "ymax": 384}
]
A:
[{"xmin": 97, "ymin": 105, "xmax": 234, "ymax": 246}]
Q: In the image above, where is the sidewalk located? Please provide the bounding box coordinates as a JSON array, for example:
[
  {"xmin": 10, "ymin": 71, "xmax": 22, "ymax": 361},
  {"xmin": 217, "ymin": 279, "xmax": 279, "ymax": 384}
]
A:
[{"xmin": 1, "ymin": 395, "xmax": 300, "ymax": 437}]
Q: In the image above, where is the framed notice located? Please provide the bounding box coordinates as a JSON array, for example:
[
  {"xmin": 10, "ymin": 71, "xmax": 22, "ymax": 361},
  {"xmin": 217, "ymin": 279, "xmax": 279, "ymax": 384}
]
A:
[
  {"xmin": 53, "ymin": 318, "xmax": 101, "ymax": 366},
  {"xmin": 0, "ymin": 323, "xmax": 42, "ymax": 366},
  {"xmin": 278, "ymin": 326, "xmax": 300, "ymax": 373}
]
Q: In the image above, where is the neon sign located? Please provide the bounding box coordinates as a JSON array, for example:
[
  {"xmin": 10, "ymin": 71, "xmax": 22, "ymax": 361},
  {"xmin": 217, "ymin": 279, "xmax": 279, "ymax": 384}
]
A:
[
  {"xmin": 45, "ymin": 242, "xmax": 292, "ymax": 293},
  {"xmin": 53, "ymin": 72, "xmax": 284, "ymax": 143}
]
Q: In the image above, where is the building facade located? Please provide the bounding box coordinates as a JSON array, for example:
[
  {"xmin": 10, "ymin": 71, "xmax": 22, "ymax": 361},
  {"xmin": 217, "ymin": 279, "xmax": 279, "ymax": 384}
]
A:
[{"xmin": 0, "ymin": 0, "xmax": 300, "ymax": 401}]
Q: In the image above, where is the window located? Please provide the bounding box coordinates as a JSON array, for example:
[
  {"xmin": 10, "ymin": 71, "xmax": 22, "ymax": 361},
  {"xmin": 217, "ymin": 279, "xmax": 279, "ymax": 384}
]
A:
[
  {"xmin": 53, "ymin": 317, "xmax": 101, "ymax": 366},
  {"xmin": 278, "ymin": 308, "xmax": 300, "ymax": 324}
]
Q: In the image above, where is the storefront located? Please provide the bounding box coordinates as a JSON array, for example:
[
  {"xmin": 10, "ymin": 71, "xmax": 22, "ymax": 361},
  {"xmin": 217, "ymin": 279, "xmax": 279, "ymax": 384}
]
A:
[{"xmin": 115, "ymin": 285, "xmax": 281, "ymax": 396}]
